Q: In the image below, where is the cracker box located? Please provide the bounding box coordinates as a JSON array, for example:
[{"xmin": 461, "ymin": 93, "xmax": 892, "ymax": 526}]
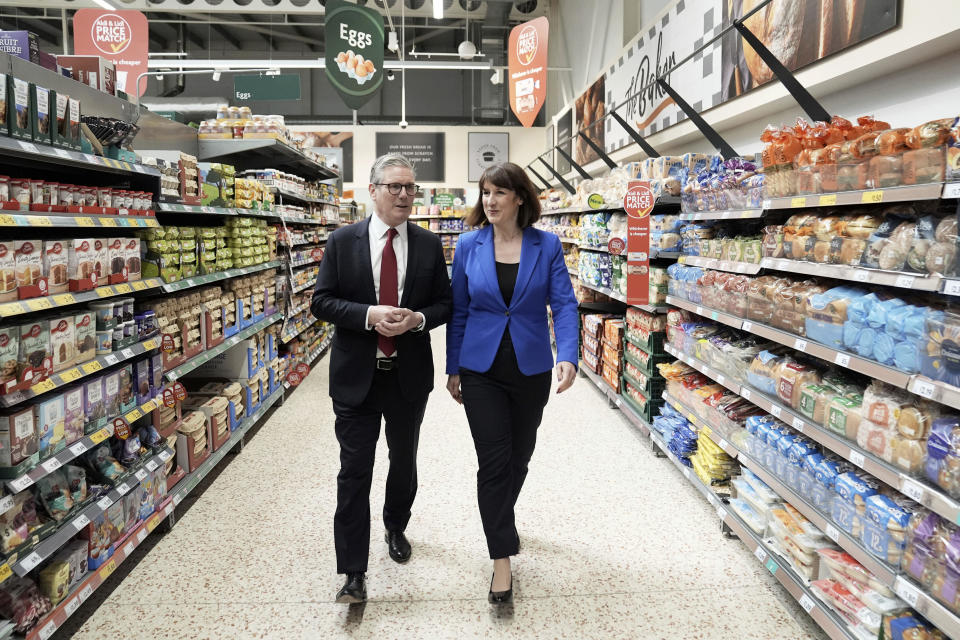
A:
[
  {"xmin": 68, "ymin": 238, "xmax": 96, "ymax": 288},
  {"xmin": 0, "ymin": 31, "xmax": 39, "ymax": 64},
  {"xmin": 0, "ymin": 326, "xmax": 16, "ymax": 387},
  {"xmin": 84, "ymin": 375, "xmax": 106, "ymax": 432},
  {"xmin": 7, "ymin": 75, "xmax": 30, "ymax": 140},
  {"xmin": 43, "ymin": 239, "xmax": 68, "ymax": 295},
  {"xmin": 56, "ymin": 55, "xmax": 115, "ymax": 96},
  {"xmin": 124, "ymin": 238, "xmax": 141, "ymax": 281},
  {"xmin": 68, "ymin": 97, "xmax": 80, "ymax": 150},
  {"xmin": 0, "ymin": 72, "xmax": 7, "ymax": 137},
  {"xmin": 62, "ymin": 385, "xmax": 84, "ymax": 446},
  {"xmin": 16, "ymin": 318, "xmax": 50, "ymax": 385},
  {"xmin": 0, "ymin": 241, "xmax": 15, "ymax": 302},
  {"xmin": 33, "ymin": 392, "xmax": 65, "ymax": 459},
  {"xmin": 103, "ymin": 370, "xmax": 120, "ymax": 418},
  {"xmin": 0, "ymin": 406, "xmax": 36, "ymax": 466},
  {"xmin": 31, "ymin": 84, "xmax": 51, "ymax": 146},
  {"xmin": 14, "ymin": 240, "xmax": 42, "ymax": 292},
  {"xmin": 49, "ymin": 314, "xmax": 76, "ymax": 373},
  {"xmin": 74, "ymin": 310, "xmax": 96, "ymax": 364},
  {"xmin": 53, "ymin": 92, "xmax": 69, "ymax": 148},
  {"xmin": 93, "ymin": 239, "xmax": 109, "ymax": 286}
]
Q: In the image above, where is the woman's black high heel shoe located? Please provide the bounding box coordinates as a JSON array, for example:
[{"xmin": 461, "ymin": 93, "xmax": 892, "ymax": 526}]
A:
[{"xmin": 488, "ymin": 571, "xmax": 513, "ymax": 604}]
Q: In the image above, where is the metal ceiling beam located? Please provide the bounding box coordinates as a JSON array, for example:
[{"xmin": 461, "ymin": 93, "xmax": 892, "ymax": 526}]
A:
[
  {"xmin": 210, "ymin": 24, "xmax": 242, "ymax": 50},
  {"xmin": 409, "ymin": 19, "xmax": 465, "ymax": 46},
  {"xmin": 240, "ymin": 14, "xmax": 280, "ymax": 52},
  {"xmin": 174, "ymin": 13, "xmax": 320, "ymax": 48}
]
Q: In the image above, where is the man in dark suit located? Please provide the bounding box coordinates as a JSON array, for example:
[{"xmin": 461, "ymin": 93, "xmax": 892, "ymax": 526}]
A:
[{"xmin": 311, "ymin": 153, "xmax": 452, "ymax": 604}]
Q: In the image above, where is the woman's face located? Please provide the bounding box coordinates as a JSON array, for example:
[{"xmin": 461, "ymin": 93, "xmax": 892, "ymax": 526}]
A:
[{"xmin": 482, "ymin": 182, "xmax": 522, "ymax": 227}]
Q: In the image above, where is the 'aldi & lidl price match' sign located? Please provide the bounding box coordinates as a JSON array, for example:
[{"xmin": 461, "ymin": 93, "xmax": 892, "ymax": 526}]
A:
[
  {"xmin": 508, "ymin": 17, "xmax": 549, "ymax": 127},
  {"xmin": 324, "ymin": 0, "xmax": 385, "ymax": 110},
  {"xmin": 625, "ymin": 181, "xmax": 654, "ymax": 306}
]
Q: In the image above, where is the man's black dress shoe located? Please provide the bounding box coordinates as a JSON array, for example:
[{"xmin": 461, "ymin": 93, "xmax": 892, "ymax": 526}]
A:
[
  {"xmin": 488, "ymin": 572, "xmax": 513, "ymax": 604},
  {"xmin": 335, "ymin": 572, "xmax": 367, "ymax": 604},
  {"xmin": 385, "ymin": 530, "xmax": 411, "ymax": 563}
]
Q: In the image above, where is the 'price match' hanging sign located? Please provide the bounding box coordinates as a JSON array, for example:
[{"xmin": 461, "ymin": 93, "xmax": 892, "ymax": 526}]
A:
[{"xmin": 624, "ymin": 181, "xmax": 655, "ymax": 306}]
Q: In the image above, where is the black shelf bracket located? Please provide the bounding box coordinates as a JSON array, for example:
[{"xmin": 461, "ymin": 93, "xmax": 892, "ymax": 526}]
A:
[
  {"xmin": 538, "ymin": 157, "xmax": 576, "ymax": 194},
  {"xmin": 608, "ymin": 111, "xmax": 661, "ymax": 158},
  {"xmin": 733, "ymin": 21, "xmax": 830, "ymax": 123},
  {"xmin": 656, "ymin": 78, "xmax": 739, "ymax": 159},
  {"xmin": 555, "ymin": 147, "xmax": 591, "ymax": 180},
  {"xmin": 577, "ymin": 131, "xmax": 617, "ymax": 169},
  {"xmin": 527, "ymin": 165, "xmax": 553, "ymax": 191}
]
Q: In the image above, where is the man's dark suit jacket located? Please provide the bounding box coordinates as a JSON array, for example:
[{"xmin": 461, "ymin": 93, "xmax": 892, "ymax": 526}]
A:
[{"xmin": 311, "ymin": 217, "xmax": 453, "ymax": 407}]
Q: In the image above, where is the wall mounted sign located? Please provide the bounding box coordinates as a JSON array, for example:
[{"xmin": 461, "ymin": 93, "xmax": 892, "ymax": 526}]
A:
[
  {"xmin": 324, "ymin": 0, "xmax": 385, "ymax": 110},
  {"xmin": 73, "ymin": 9, "xmax": 149, "ymax": 96},
  {"xmin": 375, "ymin": 132, "xmax": 445, "ymax": 182},
  {"xmin": 468, "ymin": 132, "xmax": 509, "ymax": 182},
  {"xmin": 508, "ymin": 17, "xmax": 549, "ymax": 128}
]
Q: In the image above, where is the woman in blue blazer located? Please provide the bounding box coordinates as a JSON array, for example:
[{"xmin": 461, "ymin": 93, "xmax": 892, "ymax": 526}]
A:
[{"xmin": 446, "ymin": 162, "xmax": 579, "ymax": 604}]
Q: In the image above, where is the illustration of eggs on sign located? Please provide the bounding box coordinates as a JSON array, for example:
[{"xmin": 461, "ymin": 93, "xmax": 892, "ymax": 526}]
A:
[{"xmin": 335, "ymin": 51, "xmax": 377, "ymax": 84}]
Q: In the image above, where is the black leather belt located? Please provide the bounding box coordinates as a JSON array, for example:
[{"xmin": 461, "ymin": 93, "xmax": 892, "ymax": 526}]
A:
[{"xmin": 376, "ymin": 358, "xmax": 397, "ymax": 371}]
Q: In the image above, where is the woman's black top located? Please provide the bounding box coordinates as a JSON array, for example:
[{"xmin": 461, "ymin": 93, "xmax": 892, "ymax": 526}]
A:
[{"xmin": 496, "ymin": 261, "xmax": 519, "ymax": 306}]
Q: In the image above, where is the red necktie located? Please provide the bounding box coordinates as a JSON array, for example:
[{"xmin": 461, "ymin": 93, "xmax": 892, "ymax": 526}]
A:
[{"xmin": 378, "ymin": 228, "xmax": 399, "ymax": 357}]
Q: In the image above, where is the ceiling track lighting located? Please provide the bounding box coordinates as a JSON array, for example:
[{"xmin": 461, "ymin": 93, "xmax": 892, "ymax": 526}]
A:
[{"xmin": 432, "ymin": 0, "xmax": 443, "ymax": 20}]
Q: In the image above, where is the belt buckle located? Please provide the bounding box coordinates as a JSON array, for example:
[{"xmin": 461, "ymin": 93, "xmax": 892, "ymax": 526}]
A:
[{"xmin": 376, "ymin": 358, "xmax": 395, "ymax": 371}]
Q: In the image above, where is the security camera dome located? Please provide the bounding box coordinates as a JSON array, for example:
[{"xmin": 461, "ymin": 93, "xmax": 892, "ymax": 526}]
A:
[{"xmin": 457, "ymin": 40, "xmax": 477, "ymax": 60}]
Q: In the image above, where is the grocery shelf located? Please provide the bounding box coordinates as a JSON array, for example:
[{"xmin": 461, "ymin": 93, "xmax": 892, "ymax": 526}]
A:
[
  {"xmin": 578, "ymin": 243, "xmax": 610, "ymax": 253},
  {"xmin": 6, "ymin": 396, "xmax": 161, "ymax": 495},
  {"xmin": 763, "ymin": 182, "xmax": 945, "ymax": 210},
  {"xmin": 664, "ymin": 295, "xmax": 913, "ymax": 389},
  {"xmin": 679, "ymin": 255, "xmax": 762, "ymax": 275},
  {"xmin": 579, "ymin": 361, "xmax": 621, "ymax": 406},
  {"xmin": 197, "ymin": 139, "xmax": 339, "ymax": 179},
  {"xmin": 542, "ymin": 197, "xmax": 681, "ymax": 216},
  {"xmin": 271, "ymin": 186, "xmax": 339, "ymax": 205},
  {"xmin": 12, "ymin": 446, "xmax": 174, "ymax": 578},
  {"xmin": 0, "ymin": 212, "xmax": 160, "ymax": 229},
  {"xmin": 578, "ymin": 280, "xmax": 626, "ymax": 303},
  {"xmin": 292, "ymin": 278, "xmax": 317, "ymax": 294},
  {"xmin": 285, "ymin": 336, "xmax": 334, "ymax": 390},
  {"xmin": 282, "ymin": 316, "xmax": 318, "ymax": 343},
  {"xmin": 663, "ymin": 343, "xmax": 960, "ymax": 532},
  {"xmin": 160, "ymin": 260, "xmax": 282, "ymax": 293},
  {"xmin": 652, "ymin": 250, "xmax": 681, "ymax": 260},
  {"xmin": 289, "ymin": 255, "xmax": 323, "ymax": 268},
  {"xmin": 279, "ymin": 215, "xmax": 327, "ymax": 226},
  {"xmin": 434, "ymin": 229, "xmax": 468, "ymax": 234},
  {"xmin": 409, "ymin": 215, "xmax": 465, "ymax": 220},
  {"xmin": 0, "ymin": 136, "xmax": 160, "ymax": 178},
  {"xmin": 25, "ymin": 496, "xmax": 174, "ymax": 640},
  {"xmin": 0, "ymin": 278, "xmax": 164, "ymax": 319},
  {"xmin": 156, "ymin": 202, "xmax": 238, "ymax": 217},
  {"xmin": 757, "ymin": 257, "xmax": 942, "ymax": 292},
  {"xmin": 170, "ymin": 387, "xmax": 283, "ymax": 505},
  {"xmin": 907, "ymin": 377, "xmax": 960, "ymax": 413},
  {"xmin": 679, "ymin": 208, "xmax": 763, "ymax": 221},
  {"xmin": 559, "ymin": 237, "xmax": 580, "ymax": 244},
  {"xmin": 164, "ymin": 313, "xmax": 283, "ymax": 381},
  {"xmin": 0, "ymin": 336, "xmax": 161, "ymax": 408}
]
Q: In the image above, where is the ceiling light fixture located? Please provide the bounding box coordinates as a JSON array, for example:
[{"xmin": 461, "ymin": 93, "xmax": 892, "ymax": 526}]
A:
[
  {"xmin": 432, "ymin": 0, "xmax": 443, "ymax": 20},
  {"xmin": 212, "ymin": 69, "xmax": 222, "ymax": 81},
  {"xmin": 91, "ymin": 0, "xmax": 117, "ymax": 9}
]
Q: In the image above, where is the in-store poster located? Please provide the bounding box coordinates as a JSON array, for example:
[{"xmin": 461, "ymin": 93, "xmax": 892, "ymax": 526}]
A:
[
  {"xmin": 508, "ymin": 17, "xmax": 549, "ymax": 128},
  {"xmin": 73, "ymin": 9, "xmax": 149, "ymax": 95},
  {"xmin": 575, "ymin": 76, "xmax": 604, "ymax": 165},
  {"xmin": 555, "ymin": 109, "xmax": 572, "ymax": 175},
  {"xmin": 624, "ymin": 181, "xmax": 654, "ymax": 306},
  {"xmin": 294, "ymin": 131, "xmax": 353, "ymax": 182},
  {"xmin": 721, "ymin": 0, "xmax": 899, "ymax": 100},
  {"xmin": 376, "ymin": 132, "xmax": 445, "ymax": 182},
  {"xmin": 324, "ymin": 0, "xmax": 385, "ymax": 110},
  {"xmin": 468, "ymin": 132, "xmax": 509, "ymax": 182}
]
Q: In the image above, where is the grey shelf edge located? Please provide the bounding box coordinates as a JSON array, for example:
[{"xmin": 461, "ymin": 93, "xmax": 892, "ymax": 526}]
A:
[
  {"xmin": 292, "ymin": 279, "xmax": 318, "ymax": 294},
  {"xmin": 164, "ymin": 313, "xmax": 283, "ymax": 381},
  {"xmin": 758, "ymin": 258, "xmax": 942, "ymax": 293},
  {"xmin": 0, "ymin": 137, "xmax": 161, "ymax": 178},
  {"xmin": 679, "ymin": 208, "xmax": 763, "ymax": 221},
  {"xmin": 160, "ymin": 261, "xmax": 283, "ymax": 293},
  {"xmin": 12, "ymin": 447, "xmax": 174, "ymax": 577},
  {"xmin": 663, "ymin": 344, "xmax": 960, "ymax": 539},
  {"xmin": 171, "ymin": 388, "xmax": 283, "ymax": 505}
]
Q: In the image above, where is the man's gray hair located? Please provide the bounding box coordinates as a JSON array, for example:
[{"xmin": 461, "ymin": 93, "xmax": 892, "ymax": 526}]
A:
[{"xmin": 370, "ymin": 153, "xmax": 416, "ymax": 185}]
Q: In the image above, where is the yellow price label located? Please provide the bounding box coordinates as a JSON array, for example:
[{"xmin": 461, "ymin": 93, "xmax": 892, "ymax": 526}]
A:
[
  {"xmin": 29, "ymin": 216, "xmax": 51, "ymax": 226},
  {"xmin": 861, "ymin": 190, "xmax": 884, "ymax": 204},
  {"xmin": 114, "ymin": 284, "xmax": 132, "ymax": 294},
  {"xmin": 100, "ymin": 217, "xmax": 117, "ymax": 227},
  {"xmin": 147, "ymin": 514, "xmax": 161, "ymax": 532},
  {"xmin": 30, "ymin": 378, "xmax": 56, "ymax": 394},
  {"xmin": 81, "ymin": 361, "xmax": 103, "ymax": 374},
  {"xmin": 819, "ymin": 194, "xmax": 838, "ymax": 206},
  {"xmin": 143, "ymin": 338, "xmax": 159, "ymax": 350},
  {"xmin": 790, "ymin": 197, "xmax": 807, "ymax": 208},
  {"xmin": 740, "ymin": 210, "xmax": 755, "ymax": 218},
  {"xmin": 125, "ymin": 408, "xmax": 142, "ymax": 422},
  {"xmin": 59, "ymin": 368, "xmax": 82, "ymax": 383},
  {"xmin": 99, "ymin": 559, "xmax": 117, "ymax": 579},
  {"xmin": 96, "ymin": 287, "xmax": 114, "ymax": 298},
  {"xmin": 141, "ymin": 399, "xmax": 156, "ymax": 413},
  {"xmin": 0, "ymin": 302, "xmax": 24, "ymax": 317},
  {"xmin": 89, "ymin": 429, "xmax": 110, "ymax": 444},
  {"xmin": 122, "ymin": 162, "xmax": 131, "ymax": 171},
  {"xmin": 146, "ymin": 219, "xmax": 159, "ymax": 227},
  {"xmin": 0, "ymin": 563, "xmax": 11, "ymax": 584},
  {"xmin": 131, "ymin": 281, "xmax": 147, "ymax": 291},
  {"xmin": 0, "ymin": 214, "xmax": 14, "ymax": 226},
  {"xmin": 148, "ymin": 279, "xmax": 162, "ymax": 288},
  {"xmin": 53, "ymin": 294, "xmax": 76, "ymax": 305},
  {"xmin": 76, "ymin": 217, "xmax": 94, "ymax": 227},
  {"xmin": 26, "ymin": 298, "xmax": 52, "ymax": 311}
]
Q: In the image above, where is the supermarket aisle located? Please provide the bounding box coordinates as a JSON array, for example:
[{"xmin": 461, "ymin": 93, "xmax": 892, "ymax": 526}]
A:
[{"xmin": 68, "ymin": 329, "xmax": 825, "ymax": 640}]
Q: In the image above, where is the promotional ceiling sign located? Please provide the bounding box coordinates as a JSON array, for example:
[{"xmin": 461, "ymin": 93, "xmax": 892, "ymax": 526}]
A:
[
  {"xmin": 73, "ymin": 9, "xmax": 149, "ymax": 96},
  {"xmin": 508, "ymin": 17, "xmax": 548, "ymax": 128},
  {"xmin": 324, "ymin": 0, "xmax": 385, "ymax": 111},
  {"xmin": 624, "ymin": 181, "xmax": 654, "ymax": 306}
]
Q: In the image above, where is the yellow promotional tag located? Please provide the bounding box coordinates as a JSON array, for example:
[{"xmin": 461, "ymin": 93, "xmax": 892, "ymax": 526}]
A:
[
  {"xmin": 125, "ymin": 408, "xmax": 142, "ymax": 422},
  {"xmin": 147, "ymin": 514, "xmax": 161, "ymax": 531},
  {"xmin": 100, "ymin": 217, "xmax": 117, "ymax": 227},
  {"xmin": 146, "ymin": 219, "xmax": 159, "ymax": 227},
  {"xmin": 29, "ymin": 216, "xmax": 52, "ymax": 226},
  {"xmin": 99, "ymin": 559, "xmax": 117, "ymax": 579},
  {"xmin": 81, "ymin": 361, "xmax": 103, "ymax": 374},
  {"xmin": 53, "ymin": 294, "xmax": 76, "ymax": 305},
  {"xmin": 59, "ymin": 368, "xmax": 82, "ymax": 383},
  {"xmin": 89, "ymin": 429, "xmax": 110, "ymax": 444},
  {"xmin": 818, "ymin": 194, "xmax": 838, "ymax": 206},
  {"xmin": 114, "ymin": 284, "xmax": 132, "ymax": 294},
  {"xmin": 0, "ymin": 214, "xmax": 15, "ymax": 226},
  {"xmin": 76, "ymin": 217, "xmax": 94, "ymax": 227},
  {"xmin": 30, "ymin": 379, "xmax": 56, "ymax": 394},
  {"xmin": 144, "ymin": 338, "xmax": 159, "ymax": 350},
  {"xmin": 0, "ymin": 302, "xmax": 24, "ymax": 317},
  {"xmin": 96, "ymin": 287, "xmax": 114, "ymax": 298},
  {"xmin": 26, "ymin": 299, "xmax": 52, "ymax": 311},
  {"xmin": 131, "ymin": 281, "xmax": 147, "ymax": 291},
  {"xmin": 790, "ymin": 197, "xmax": 807, "ymax": 208},
  {"xmin": 861, "ymin": 190, "xmax": 884, "ymax": 204},
  {"xmin": 0, "ymin": 563, "xmax": 11, "ymax": 584}
]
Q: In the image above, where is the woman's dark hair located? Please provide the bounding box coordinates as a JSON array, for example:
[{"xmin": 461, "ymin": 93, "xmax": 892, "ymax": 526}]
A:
[{"xmin": 467, "ymin": 162, "xmax": 542, "ymax": 228}]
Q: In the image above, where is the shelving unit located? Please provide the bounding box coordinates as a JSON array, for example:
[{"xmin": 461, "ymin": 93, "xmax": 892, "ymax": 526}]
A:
[
  {"xmin": 164, "ymin": 313, "xmax": 283, "ymax": 381},
  {"xmin": 197, "ymin": 139, "xmax": 339, "ymax": 179}
]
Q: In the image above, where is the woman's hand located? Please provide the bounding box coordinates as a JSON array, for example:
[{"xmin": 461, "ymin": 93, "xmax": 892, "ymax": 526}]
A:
[
  {"xmin": 446, "ymin": 374, "xmax": 463, "ymax": 404},
  {"xmin": 555, "ymin": 361, "xmax": 576, "ymax": 394}
]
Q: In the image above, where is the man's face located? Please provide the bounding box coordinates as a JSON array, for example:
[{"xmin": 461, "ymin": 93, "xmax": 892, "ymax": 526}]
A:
[{"xmin": 369, "ymin": 166, "xmax": 416, "ymax": 227}]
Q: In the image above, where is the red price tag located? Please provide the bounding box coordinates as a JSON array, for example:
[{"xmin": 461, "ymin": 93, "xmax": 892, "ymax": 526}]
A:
[
  {"xmin": 161, "ymin": 333, "xmax": 176, "ymax": 353},
  {"xmin": 162, "ymin": 388, "xmax": 176, "ymax": 408},
  {"xmin": 311, "ymin": 248, "xmax": 323, "ymax": 260},
  {"xmin": 607, "ymin": 237, "xmax": 626, "ymax": 255},
  {"xmin": 286, "ymin": 371, "xmax": 303, "ymax": 386},
  {"xmin": 295, "ymin": 362, "xmax": 310, "ymax": 377},
  {"xmin": 113, "ymin": 417, "xmax": 130, "ymax": 440},
  {"xmin": 173, "ymin": 382, "xmax": 187, "ymax": 401}
]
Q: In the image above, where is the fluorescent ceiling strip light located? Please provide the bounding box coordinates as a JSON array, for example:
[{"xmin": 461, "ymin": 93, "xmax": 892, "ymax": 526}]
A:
[
  {"xmin": 91, "ymin": 0, "xmax": 117, "ymax": 9},
  {"xmin": 433, "ymin": 0, "xmax": 443, "ymax": 20},
  {"xmin": 147, "ymin": 58, "xmax": 491, "ymax": 71}
]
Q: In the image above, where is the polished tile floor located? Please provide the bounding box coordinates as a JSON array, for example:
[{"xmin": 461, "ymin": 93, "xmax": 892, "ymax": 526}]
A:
[{"xmin": 68, "ymin": 330, "xmax": 826, "ymax": 639}]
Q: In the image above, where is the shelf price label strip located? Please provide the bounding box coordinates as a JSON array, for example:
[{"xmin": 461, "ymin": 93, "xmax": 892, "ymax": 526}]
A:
[{"xmin": 0, "ymin": 279, "xmax": 165, "ymax": 319}]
